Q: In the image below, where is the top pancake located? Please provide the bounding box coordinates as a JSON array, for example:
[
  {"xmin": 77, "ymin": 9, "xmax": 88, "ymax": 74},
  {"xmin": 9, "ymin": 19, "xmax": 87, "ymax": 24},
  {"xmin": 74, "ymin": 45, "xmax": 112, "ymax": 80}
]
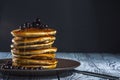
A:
[{"xmin": 11, "ymin": 28, "xmax": 56, "ymax": 37}]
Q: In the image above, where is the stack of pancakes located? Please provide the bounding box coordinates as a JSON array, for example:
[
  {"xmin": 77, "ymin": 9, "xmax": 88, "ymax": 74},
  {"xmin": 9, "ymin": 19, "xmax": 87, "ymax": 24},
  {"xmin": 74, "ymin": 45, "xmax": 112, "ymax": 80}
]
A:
[{"xmin": 11, "ymin": 21, "xmax": 58, "ymax": 69}]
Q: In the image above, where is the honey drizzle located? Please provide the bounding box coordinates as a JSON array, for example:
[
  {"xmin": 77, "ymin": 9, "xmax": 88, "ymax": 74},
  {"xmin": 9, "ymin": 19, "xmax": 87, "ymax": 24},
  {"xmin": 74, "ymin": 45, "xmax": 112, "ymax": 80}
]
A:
[{"xmin": 24, "ymin": 28, "xmax": 27, "ymax": 54}]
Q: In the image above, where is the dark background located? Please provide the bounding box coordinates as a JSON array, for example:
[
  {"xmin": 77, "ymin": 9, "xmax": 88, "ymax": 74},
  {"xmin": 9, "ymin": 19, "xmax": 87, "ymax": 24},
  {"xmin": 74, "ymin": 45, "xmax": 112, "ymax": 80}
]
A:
[{"xmin": 0, "ymin": 0, "xmax": 120, "ymax": 53}]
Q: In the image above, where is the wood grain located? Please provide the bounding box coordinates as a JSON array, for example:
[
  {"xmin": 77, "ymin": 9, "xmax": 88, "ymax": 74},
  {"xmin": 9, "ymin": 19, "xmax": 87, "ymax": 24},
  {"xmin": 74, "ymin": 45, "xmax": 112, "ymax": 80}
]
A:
[
  {"xmin": 0, "ymin": 52, "xmax": 120, "ymax": 80},
  {"xmin": 56, "ymin": 53, "xmax": 120, "ymax": 80}
]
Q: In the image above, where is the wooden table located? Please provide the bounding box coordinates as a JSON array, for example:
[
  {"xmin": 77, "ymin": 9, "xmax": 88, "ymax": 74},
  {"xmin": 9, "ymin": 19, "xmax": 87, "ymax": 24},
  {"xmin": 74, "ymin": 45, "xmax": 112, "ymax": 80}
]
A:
[{"xmin": 0, "ymin": 52, "xmax": 120, "ymax": 80}]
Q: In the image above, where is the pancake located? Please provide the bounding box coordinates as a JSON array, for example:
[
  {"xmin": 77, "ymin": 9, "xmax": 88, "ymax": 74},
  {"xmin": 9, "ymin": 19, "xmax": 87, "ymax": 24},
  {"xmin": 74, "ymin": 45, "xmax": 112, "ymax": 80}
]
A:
[
  {"xmin": 11, "ymin": 28, "xmax": 56, "ymax": 37},
  {"xmin": 12, "ymin": 58, "xmax": 58, "ymax": 65},
  {"xmin": 11, "ymin": 19, "xmax": 58, "ymax": 69},
  {"xmin": 12, "ymin": 36, "xmax": 56, "ymax": 45},
  {"xmin": 12, "ymin": 62, "xmax": 57, "ymax": 69},
  {"xmin": 11, "ymin": 41, "xmax": 54, "ymax": 49},
  {"xmin": 11, "ymin": 47, "xmax": 57, "ymax": 55},
  {"xmin": 12, "ymin": 53, "xmax": 56, "ymax": 59}
]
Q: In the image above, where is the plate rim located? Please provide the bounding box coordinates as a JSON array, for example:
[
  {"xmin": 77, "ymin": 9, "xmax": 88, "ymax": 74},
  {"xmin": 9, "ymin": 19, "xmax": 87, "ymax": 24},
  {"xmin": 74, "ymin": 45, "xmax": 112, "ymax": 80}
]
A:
[{"xmin": 0, "ymin": 58, "xmax": 80, "ymax": 72}]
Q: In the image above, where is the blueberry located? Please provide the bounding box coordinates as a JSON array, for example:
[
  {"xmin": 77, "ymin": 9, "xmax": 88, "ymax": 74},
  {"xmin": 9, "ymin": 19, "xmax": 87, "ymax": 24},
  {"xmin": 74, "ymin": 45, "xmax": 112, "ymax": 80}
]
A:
[
  {"xmin": 36, "ymin": 18, "xmax": 41, "ymax": 22},
  {"xmin": 38, "ymin": 24, "xmax": 43, "ymax": 28},
  {"xmin": 4, "ymin": 65, "xmax": 9, "ymax": 69},
  {"xmin": 7, "ymin": 61, "xmax": 12, "ymax": 63},
  {"xmin": 10, "ymin": 66, "xmax": 13, "ymax": 69},
  {"xmin": 35, "ymin": 22, "xmax": 40, "ymax": 27},
  {"xmin": 7, "ymin": 61, "xmax": 12, "ymax": 65},
  {"xmin": 32, "ymin": 21, "xmax": 41, "ymax": 28},
  {"xmin": 23, "ymin": 24, "xmax": 26, "ymax": 28},
  {"xmin": 43, "ymin": 24, "xmax": 48, "ymax": 28},
  {"xmin": 40, "ymin": 23, "xmax": 43, "ymax": 26},
  {"xmin": 25, "ymin": 22, "xmax": 31, "ymax": 28},
  {"xmin": 19, "ymin": 24, "xmax": 26, "ymax": 30},
  {"xmin": 41, "ymin": 24, "xmax": 45, "ymax": 27},
  {"xmin": 20, "ymin": 66, "xmax": 26, "ymax": 70},
  {"xmin": 45, "ymin": 24, "xmax": 48, "ymax": 27},
  {"xmin": 16, "ymin": 66, "xmax": 21, "ymax": 69},
  {"xmin": 19, "ymin": 26, "xmax": 24, "ymax": 30}
]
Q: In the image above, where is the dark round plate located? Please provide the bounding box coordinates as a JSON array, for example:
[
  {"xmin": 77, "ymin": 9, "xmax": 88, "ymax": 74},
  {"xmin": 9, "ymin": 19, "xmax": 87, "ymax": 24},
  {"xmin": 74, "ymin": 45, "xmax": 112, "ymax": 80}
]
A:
[{"xmin": 0, "ymin": 58, "xmax": 80, "ymax": 76}]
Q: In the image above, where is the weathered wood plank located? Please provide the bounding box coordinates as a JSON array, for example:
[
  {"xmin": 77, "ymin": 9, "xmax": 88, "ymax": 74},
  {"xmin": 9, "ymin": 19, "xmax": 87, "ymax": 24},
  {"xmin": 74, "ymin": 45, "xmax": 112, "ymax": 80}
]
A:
[
  {"xmin": 0, "ymin": 52, "xmax": 10, "ymax": 59},
  {"xmin": 57, "ymin": 53, "xmax": 120, "ymax": 80},
  {"xmin": 0, "ymin": 52, "xmax": 120, "ymax": 80}
]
